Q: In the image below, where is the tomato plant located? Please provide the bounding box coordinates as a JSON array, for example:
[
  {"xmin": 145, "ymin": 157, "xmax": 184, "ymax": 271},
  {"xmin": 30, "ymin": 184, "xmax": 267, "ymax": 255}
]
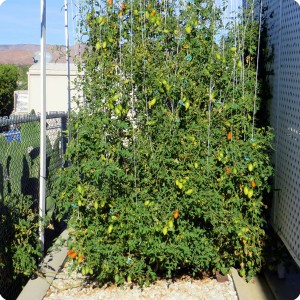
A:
[{"xmin": 53, "ymin": 0, "xmax": 273, "ymax": 285}]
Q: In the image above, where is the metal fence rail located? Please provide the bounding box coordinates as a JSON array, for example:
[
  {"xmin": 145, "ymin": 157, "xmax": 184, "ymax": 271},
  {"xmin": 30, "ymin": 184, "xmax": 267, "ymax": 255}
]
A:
[
  {"xmin": 266, "ymin": 0, "xmax": 300, "ymax": 267},
  {"xmin": 0, "ymin": 112, "xmax": 67, "ymax": 300}
]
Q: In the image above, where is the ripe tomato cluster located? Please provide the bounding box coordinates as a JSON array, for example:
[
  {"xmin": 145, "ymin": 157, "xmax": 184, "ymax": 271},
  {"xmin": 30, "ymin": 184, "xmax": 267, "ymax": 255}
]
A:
[
  {"xmin": 67, "ymin": 249, "xmax": 84, "ymax": 263},
  {"xmin": 67, "ymin": 249, "xmax": 77, "ymax": 259}
]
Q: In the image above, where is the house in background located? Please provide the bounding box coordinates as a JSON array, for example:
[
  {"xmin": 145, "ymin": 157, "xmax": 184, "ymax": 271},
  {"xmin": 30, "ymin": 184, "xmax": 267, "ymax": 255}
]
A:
[{"xmin": 27, "ymin": 63, "xmax": 80, "ymax": 114}]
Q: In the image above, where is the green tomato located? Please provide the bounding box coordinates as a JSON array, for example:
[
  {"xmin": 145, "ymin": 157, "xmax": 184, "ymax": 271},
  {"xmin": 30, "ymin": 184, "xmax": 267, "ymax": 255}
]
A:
[
  {"xmin": 168, "ymin": 220, "xmax": 174, "ymax": 229},
  {"xmin": 82, "ymin": 266, "xmax": 87, "ymax": 275},
  {"xmin": 185, "ymin": 25, "xmax": 192, "ymax": 34},
  {"xmin": 239, "ymin": 269, "xmax": 246, "ymax": 277},
  {"xmin": 162, "ymin": 227, "xmax": 168, "ymax": 235},
  {"xmin": 247, "ymin": 189, "xmax": 254, "ymax": 198},
  {"xmin": 185, "ymin": 189, "xmax": 193, "ymax": 195},
  {"xmin": 115, "ymin": 104, "xmax": 123, "ymax": 116},
  {"xmin": 147, "ymin": 98, "xmax": 156, "ymax": 109},
  {"xmin": 95, "ymin": 41, "xmax": 101, "ymax": 50},
  {"xmin": 112, "ymin": 93, "xmax": 120, "ymax": 101},
  {"xmin": 107, "ymin": 224, "xmax": 113, "ymax": 234},
  {"xmin": 98, "ymin": 16, "xmax": 105, "ymax": 25},
  {"xmin": 185, "ymin": 100, "xmax": 190, "ymax": 110},
  {"xmin": 248, "ymin": 163, "xmax": 254, "ymax": 172}
]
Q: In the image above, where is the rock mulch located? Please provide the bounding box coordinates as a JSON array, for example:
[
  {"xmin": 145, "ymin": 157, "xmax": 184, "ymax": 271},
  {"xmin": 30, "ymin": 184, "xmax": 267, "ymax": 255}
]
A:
[{"xmin": 43, "ymin": 264, "xmax": 238, "ymax": 300}]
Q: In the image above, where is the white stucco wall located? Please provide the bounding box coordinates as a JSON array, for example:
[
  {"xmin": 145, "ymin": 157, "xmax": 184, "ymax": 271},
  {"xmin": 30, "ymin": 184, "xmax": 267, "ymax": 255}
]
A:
[{"xmin": 28, "ymin": 63, "xmax": 80, "ymax": 114}]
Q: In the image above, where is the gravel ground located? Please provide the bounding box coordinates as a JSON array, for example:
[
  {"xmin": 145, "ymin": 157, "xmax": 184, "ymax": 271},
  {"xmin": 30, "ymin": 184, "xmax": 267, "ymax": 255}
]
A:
[{"xmin": 43, "ymin": 264, "xmax": 238, "ymax": 300}]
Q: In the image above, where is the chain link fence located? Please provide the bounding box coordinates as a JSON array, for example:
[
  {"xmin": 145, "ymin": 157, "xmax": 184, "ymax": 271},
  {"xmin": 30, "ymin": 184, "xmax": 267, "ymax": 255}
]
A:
[{"xmin": 0, "ymin": 112, "xmax": 68, "ymax": 300}]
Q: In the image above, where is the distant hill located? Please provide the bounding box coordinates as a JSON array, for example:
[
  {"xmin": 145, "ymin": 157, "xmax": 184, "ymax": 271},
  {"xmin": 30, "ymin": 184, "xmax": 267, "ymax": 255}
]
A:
[{"xmin": 0, "ymin": 44, "xmax": 79, "ymax": 65}]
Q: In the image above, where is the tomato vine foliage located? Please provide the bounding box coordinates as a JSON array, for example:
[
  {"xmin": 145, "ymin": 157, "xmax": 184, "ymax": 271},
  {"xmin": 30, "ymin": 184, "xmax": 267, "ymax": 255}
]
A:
[{"xmin": 53, "ymin": 0, "xmax": 273, "ymax": 284}]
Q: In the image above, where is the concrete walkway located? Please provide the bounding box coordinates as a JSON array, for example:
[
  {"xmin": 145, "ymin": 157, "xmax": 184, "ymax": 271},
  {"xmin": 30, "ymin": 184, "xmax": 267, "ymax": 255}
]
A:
[
  {"xmin": 231, "ymin": 268, "xmax": 275, "ymax": 300},
  {"xmin": 232, "ymin": 267, "xmax": 300, "ymax": 300}
]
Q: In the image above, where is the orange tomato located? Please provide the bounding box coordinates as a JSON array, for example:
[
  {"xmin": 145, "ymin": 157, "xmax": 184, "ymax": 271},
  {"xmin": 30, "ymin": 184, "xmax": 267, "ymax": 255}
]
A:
[
  {"xmin": 227, "ymin": 132, "xmax": 232, "ymax": 140},
  {"xmin": 67, "ymin": 250, "xmax": 74, "ymax": 256},
  {"xmin": 150, "ymin": 10, "xmax": 156, "ymax": 17},
  {"xmin": 121, "ymin": 2, "xmax": 126, "ymax": 10},
  {"xmin": 173, "ymin": 210, "xmax": 179, "ymax": 219},
  {"xmin": 108, "ymin": 0, "xmax": 113, "ymax": 5},
  {"xmin": 225, "ymin": 167, "xmax": 230, "ymax": 172},
  {"xmin": 251, "ymin": 181, "xmax": 256, "ymax": 188},
  {"xmin": 78, "ymin": 256, "xmax": 84, "ymax": 263},
  {"xmin": 71, "ymin": 252, "xmax": 77, "ymax": 259}
]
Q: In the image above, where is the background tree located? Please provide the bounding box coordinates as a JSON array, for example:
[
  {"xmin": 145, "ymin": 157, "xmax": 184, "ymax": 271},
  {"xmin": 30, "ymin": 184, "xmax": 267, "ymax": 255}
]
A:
[{"xmin": 0, "ymin": 64, "xmax": 19, "ymax": 116}]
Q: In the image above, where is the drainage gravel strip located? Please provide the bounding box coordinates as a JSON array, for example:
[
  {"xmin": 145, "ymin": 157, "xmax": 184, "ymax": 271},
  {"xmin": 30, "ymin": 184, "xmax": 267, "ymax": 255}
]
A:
[{"xmin": 43, "ymin": 263, "xmax": 238, "ymax": 300}]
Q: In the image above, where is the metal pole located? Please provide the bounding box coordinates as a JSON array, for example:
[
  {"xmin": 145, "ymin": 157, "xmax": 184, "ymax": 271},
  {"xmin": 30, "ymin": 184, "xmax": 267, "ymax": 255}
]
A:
[
  {"xmin": 39, "ymin": 0, "xmax": 46, "ymax": 252},
  {"xmin": 64, "ymin": 0, "xmax": 71, "ymax": 141}
]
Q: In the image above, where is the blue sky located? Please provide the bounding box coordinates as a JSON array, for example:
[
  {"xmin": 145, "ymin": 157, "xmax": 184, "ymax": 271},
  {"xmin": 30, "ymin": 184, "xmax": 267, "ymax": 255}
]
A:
[
  {"xmin": 0, "ymin": 0, "xmax": 78, "ymax": 45},
  {"xmin": 0, "ymin": 0, "xmax": 243, "ymax": 46}
]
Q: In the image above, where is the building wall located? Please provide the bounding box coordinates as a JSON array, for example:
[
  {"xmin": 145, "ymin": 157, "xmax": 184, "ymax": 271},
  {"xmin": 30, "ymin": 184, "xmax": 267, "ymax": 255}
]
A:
[
  {"xmin": 28, "ymin": 63, "xmax": 80, "ymax": 114},
  {"xmin": 266, "ymin": 0, "xmax": 300, "ymax": 267}
]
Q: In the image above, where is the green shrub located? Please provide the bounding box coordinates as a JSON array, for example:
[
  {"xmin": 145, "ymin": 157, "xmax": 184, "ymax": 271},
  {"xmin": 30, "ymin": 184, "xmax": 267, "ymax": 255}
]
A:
[
  {"xmin": 53, "ymin": 0, "xmax": 273, "ymax": 284},
  {"xmin": 0, "ymin": 64, "xmax": 18, "ymax": 116},
  {"xmin": 0, "ymin": 194, "xmax": 41, "ymax": 298}
]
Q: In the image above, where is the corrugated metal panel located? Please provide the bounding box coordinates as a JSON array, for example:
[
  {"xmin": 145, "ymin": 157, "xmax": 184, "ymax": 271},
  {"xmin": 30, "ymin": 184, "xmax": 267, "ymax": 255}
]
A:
[{"xmin": 267, "ymin": 0, "xmax": 300, "ymax": 266}]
